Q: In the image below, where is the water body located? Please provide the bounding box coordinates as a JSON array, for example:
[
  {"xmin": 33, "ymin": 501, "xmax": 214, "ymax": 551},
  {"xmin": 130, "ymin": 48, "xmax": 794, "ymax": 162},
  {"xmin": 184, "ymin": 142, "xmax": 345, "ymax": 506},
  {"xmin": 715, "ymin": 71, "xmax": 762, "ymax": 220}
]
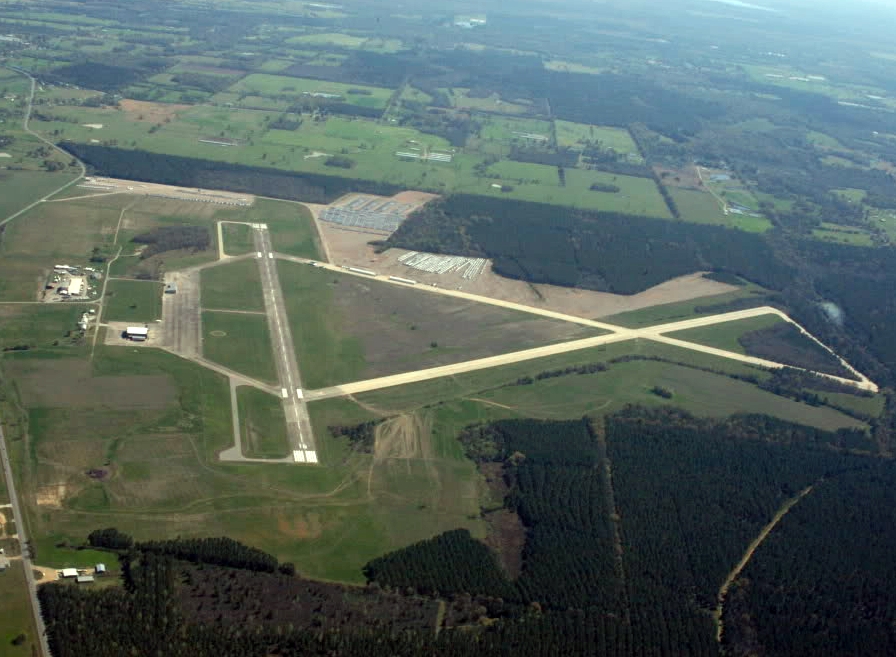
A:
[{"xmin": 703, "ymin": 0, "xmax": 779, "ymax": 12}]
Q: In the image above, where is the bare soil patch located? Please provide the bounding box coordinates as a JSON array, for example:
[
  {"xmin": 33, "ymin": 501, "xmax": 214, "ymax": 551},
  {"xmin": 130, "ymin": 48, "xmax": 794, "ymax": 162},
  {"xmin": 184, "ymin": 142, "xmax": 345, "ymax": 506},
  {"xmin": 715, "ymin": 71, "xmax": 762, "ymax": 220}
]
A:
[
  {"xmin": 320, "ymin": 226, "xmax": 736, "ymax": 320},
  {"xmin": 120, "ymin": 99, "xmax": 191, "ymax": 123},
  {"xmin": 277, "ymin": 512, "xmax": 324, "ymax": 540},
  {"xmin": 391, "ymin": 190, "xmax": 440, "ymax": 209},
  {"xmin": 7, "ymin": 359, "xmax": 177, "ymax": 409},
  {"xmin": 373, "ymin": 413, "xmax": 433, "ymax": 461},
  {"xmin": 654, "ymin": 164, "xmax": 702, "ymax": 189}
]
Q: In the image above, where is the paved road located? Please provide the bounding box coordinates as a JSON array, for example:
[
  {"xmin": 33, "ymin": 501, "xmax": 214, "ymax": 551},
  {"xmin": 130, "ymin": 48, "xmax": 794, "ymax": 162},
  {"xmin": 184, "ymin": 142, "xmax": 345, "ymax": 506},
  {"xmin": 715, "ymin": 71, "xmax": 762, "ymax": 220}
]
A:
[
  {"xmin": 0, "ymin": 423, "xmax": 51, "ymax": 657},
  {"xmin": 0, "ymin": 67, "xmax": 85, "ymax": 229},
  {"xmin": 254, "ymin": 227, "xmax": 316, "ymax": 463}
]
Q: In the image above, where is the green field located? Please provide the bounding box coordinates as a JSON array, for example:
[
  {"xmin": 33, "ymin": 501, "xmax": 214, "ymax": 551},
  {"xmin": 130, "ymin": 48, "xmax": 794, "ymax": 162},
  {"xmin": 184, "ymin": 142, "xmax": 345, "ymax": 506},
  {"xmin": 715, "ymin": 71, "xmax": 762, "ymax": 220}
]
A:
[
  {"xmin": 671, "ymin": 188, "xmax": 773, "ymax": 232},
  {"xmin": 237, "ymin": 387, "xmax": 290, "ymax": 458},
  {"xmin": 555, "ymin": 121, "xmax": 639, "ymax": 155},
  {"xmin": 202, "ymin": 311, "xmax": 277, "ymax": 383},
  {"xmin": 0, "ymin": 303, "xmax": 93, "ymax": 354},
  {"xmin": 666, "ymin": 313, "xmax": 784, "ymax": 353},
  {"xmin": 229, "ymin": 74, "xmax": 393, "ymax": 109},
  {"xmin": 0, "ymin": 561, "xmax": 39, "ymax": 656},
  {"xmin": 287, "ymin": 32, "xmax": 367, "ymax": 48},
  {"xmin": 221, "ymin": 222, "xmax": 255, "ymax": 255},
  {"xmin": 478, "ymin": 116, "xmax": 553, "ymax": 143},
  {"xmin": 103, "ymin": 280, "xmax": 163, "ymax": 323},
  {"xmin": 201, "ymin": 259, "xmax": 264, "ymax": 311},
  {"xmin": 217, "ymin": 199, "xmax": 322, "ymax": 259},
  {"xmin": 0, "ymin": 171, "xmax": 77, "ymax": 220},
  {"xmin": 812, "ymin": 222, "xmax": 874, "ymax": 246}
]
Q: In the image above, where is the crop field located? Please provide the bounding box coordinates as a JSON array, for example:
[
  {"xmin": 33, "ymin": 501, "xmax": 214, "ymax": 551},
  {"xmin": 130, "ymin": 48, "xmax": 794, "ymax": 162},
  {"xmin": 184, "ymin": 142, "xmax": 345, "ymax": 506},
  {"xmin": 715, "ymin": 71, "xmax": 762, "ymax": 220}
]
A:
[
  {"xmin": 201, "ymin": 259, "xmax": 264, "ymax": 311},
  {"xmin": 276, "ymin": 261, "xmax": 603, "ymax": 389},
  {"xmin": 555, "ymin": 121, "xmax": 639, "ymax": 154},
  {"xmin": 201, "ymin": 311, "xmax": 277, "ymax": 383},
  {"xmin": 103, "ymin": 280, "xmax": 163, "ymax": 323},
  {"xmin": 671, "ymin": 188, "xmax": 773, "ymax": 232},
  {"xmin": 228, "ymin": 74, "xmax": 393, "ymax": 109},
  {"xmin": 237, "ymin": 387, "xmax": 290, "ymax": 458},
  {"xmin": 0, "ymin": 560, "xmax": 39, "ymax": 656}
]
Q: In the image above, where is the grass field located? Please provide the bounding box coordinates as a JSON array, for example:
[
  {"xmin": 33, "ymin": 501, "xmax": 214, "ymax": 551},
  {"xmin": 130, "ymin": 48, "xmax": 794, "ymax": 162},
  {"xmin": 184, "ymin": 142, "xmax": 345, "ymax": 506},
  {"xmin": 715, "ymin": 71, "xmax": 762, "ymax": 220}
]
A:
[
  {"xmin": 103, "ymin": 280, "xmax": 163, "ymax": 323},
  {"xmin": 0, "ymin": 561, "xmax": 39, "ymax": 656},
  {"xmin": 229, "ymin": 74, "xmax": 393, "ymax": 109},
  {"xmin": 287, "ymin": 32, "xmax": 367, "ymax": 48},
  {"xmin": 0, "ymin": 171, "xmax": 77, "ymax": 220},
  {"xmin": 0, "ymin": 303, "xmax": 92, "ymax": 354},
  {"xmin": 478, "ymin": 116, "xmax": 553, "ymax": 143},
  {"xmin": 671, "ymin": 188, "xmax": 772, "ymax": 232},
  {"xmin": 276, "ymin": 261, "xmax": 602, "ymax": 389},
  {"xmin": 221, "ymin": 222, "xmax": 255, "ymax": 255},
  {"xmin": 221, "ymin": 199, "xmax": 322, "ymax": 259},
  {"xmin": 666, "ymin": 313, "xmax": 784, "ymax": 353},
  {"xmin": 237, "ymin": 387, "xmax": 290, "ymax": 458},
  {"xmin": 202, "ymin": 311, "xmax": 277, "ymax": 383},
  {"xmin": 201, "ymin": 259, "xmax": 264, "ymax": 311},
  {"xmin": 555, "ymin": 121, "xmax": 639, "ymax": 155},
  {"xmin": 812, "ymin": 222, "xmax": 874, "ymax": 246}
]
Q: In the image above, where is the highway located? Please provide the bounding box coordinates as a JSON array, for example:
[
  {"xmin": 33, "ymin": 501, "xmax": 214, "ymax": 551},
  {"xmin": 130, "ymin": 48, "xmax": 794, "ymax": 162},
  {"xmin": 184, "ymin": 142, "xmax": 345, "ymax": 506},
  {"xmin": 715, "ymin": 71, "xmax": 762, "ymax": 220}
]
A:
[{"xmin": 0, "ymin": 423, "xmax": 51, "ymax": 657}]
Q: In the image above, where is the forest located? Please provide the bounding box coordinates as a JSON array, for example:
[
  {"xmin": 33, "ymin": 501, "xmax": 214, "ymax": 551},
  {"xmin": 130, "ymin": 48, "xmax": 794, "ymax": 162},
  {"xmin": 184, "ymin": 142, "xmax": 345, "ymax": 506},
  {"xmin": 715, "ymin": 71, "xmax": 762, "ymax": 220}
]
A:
[
  {"xmin": 60, "ymin": 143, "xmax": 403, "ymax": 203},
  {"xmin": 387, "ymin": 194, "xmax": 792, "ymax": 293}
]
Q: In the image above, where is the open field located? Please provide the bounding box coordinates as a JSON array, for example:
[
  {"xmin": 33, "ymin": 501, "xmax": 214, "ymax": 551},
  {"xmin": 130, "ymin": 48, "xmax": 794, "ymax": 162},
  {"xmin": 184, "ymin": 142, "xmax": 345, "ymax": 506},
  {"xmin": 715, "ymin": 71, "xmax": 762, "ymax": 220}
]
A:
[
  {"xmin": 201, "ymin": 258, "xmax": 264, "ymax": 311},
  {"xmin": 667, "ymin": 313, "xmax": 784, "ymax": 354},
  {"xmin": 221, "ymin": 223, "xmax": 255, "ymax": 255},
  {"xmin": 555, "ymin": 121, "xmax": 639, "ymax": 155},
  {"xmin": 6, "ymin": 346, "xmax": 483, "ymax": 583},
  {"xmin": 236, "ymin": 387, "xmax": 290, "ymax": 459},
  {"xmin": 202, "ymin": 311, "xmax": 277, "ymax": 384},
  {"xmin": 0, "ymin": 171, "xmax": 77, "ymax": 220},
  {"xmin": 671, "ymin": 188, "xmax": 773, "ymax": 232},
  {"xmin": 0, "ymin": 303, "xmax": 92, "ymax": 354},
  {"xmin": 217, "ymin": 200, "xmax": 322, "ymax": 259},
  {"xmin": 228, "ymin": 74, "xmax": 393, "ymax": 109},
  {"xmin": 276, "ymin": 261, "xmax": 604, "ymax": 389},
  {"xmin": 0, "ymin": 561, "xmax": 39, "ymax": 657},
  {"xmin": 103, "ymin": 280, "xmax": 163, "ymax": 323},
  {"xmin": 812, "ymin": 222, "xmax": 874, "ymax": 246}
]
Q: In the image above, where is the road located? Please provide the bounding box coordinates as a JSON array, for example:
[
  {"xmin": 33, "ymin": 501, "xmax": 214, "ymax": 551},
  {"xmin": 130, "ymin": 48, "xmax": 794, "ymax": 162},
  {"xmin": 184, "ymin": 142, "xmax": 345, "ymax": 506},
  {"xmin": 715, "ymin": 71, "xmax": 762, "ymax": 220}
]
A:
[
  {"xmin": 253, "ymin": 227, "xmax": 316, "ymax": 463},
  {"xmin": 0, "ymin": 423, "xmax": 51, "ymax": 657},
  {"xmin": 0, "ymin": 66, "xmax": 85, "ymax": 229}
]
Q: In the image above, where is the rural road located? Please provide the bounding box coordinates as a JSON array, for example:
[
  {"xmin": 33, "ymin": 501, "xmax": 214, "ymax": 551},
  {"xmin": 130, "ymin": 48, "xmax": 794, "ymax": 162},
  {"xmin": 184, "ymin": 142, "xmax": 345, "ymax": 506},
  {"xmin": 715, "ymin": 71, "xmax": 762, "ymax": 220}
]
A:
[
  {"xmin": 0, "ymin": 423, "xmax": 52, "ymax": 657},
  {"xmin": 0, "ymin": 66, "xmax": 85, "ymax": 230}
]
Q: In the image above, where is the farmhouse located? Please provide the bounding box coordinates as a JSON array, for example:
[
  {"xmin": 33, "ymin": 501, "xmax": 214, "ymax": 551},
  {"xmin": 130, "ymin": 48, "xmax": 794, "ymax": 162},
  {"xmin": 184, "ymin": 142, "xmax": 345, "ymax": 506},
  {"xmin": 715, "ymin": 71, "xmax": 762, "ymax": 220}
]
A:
[{"xmin": 125, "ymin": 326, "xmax": 149, "ymax": 341}]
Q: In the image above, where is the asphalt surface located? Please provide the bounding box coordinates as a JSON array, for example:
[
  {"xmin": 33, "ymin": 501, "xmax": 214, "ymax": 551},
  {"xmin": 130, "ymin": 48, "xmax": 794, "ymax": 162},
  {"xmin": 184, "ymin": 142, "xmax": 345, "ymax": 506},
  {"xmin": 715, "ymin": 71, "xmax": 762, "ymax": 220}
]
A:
[
  {"xmin": 0, "ymin": 423, "xmax": 52, "ymax": 657},
  {"xmin": 253, "ymin": 226, "xmax": 316, "ymax": 462},
  {"xmin": 162, "ymin": 270, "xmax": 202, "ymax": 359}
]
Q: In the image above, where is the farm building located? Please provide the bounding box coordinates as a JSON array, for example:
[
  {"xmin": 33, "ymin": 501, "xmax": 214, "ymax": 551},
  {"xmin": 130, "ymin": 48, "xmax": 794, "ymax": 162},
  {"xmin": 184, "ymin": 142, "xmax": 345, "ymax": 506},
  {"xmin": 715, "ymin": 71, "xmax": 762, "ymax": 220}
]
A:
[
  {"xmin": 60, "ymin": 568, "xmax": 78, "ymax": 578},
  {"xmin": 0, "ymin": 555, "xmax": 10, "ymax": 571},
  {"xmin": 125, "ymin": 326, "xmax": 149, "ymax": 341},
  {"xmin": 165, "ymin": 282, "xmax": 177, "ymax": 294},
  {"xmin": 76, "ymin": 575, "xmax": 95, "ymax": 584},
  {"xmin": 95, "ymin": 563, "xmax": 106, "ymax": 574},
  {"xmin": 67, "ymin": 276, "xmax": 85, "ymax": 296}
]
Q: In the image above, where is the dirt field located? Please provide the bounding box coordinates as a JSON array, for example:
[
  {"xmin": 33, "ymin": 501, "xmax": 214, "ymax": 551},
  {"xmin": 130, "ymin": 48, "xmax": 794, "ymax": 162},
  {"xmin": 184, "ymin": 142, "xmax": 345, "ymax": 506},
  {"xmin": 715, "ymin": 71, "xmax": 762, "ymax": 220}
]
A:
[
  {"xmin": 119, "ymin": 99, "xmax": 191, "ymax": 124},
  {"xmin": 6, "ymin": 359, "xmax": 177, "ymax": 409},
  {"xmin": 317, "ymin": 226, "xmax": 737, "ymax": 319},
  {"xmin": 653, "ymin": 164, "xmax": 702, "ymax": 189}
]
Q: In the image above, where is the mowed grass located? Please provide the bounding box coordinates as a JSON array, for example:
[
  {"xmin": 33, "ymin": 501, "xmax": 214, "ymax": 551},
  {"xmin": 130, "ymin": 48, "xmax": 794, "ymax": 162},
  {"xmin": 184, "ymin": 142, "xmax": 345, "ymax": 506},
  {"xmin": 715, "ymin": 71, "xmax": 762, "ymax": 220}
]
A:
[
  {"xmin": 666, "ymin": 313, "xmax": 784, "ymax": 353},
  {"xmin": 671, "ymin": 188, "xmax": 773, "ymax": 232},
  {"xmin": 0, "ymin": 561, "xmax": 39, "ymax": 656},
  {"xmin": 228, "ymin": 74, "xmax": 392, "ymax": 109},
  {"xmin": 201, "ymin": 259, "xmax": 264, "ymax": 311},
  {"xmin": 103, "ymin": 280, "xmax": 163, "ymax": 323},
  {"xmin": 216, "ymin": 199, "xmax": 322, "ymax": 259},
  {"xmin": 221, "ymin": 222, "xmax": 255, "ymax": 255},
  {"xmin": 237, "ymin": 387, "xmax": 290, "ymax": 458},
  {"xmin": 202, "ymin": 311, "xmax": 277, "ymax": 383}
]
